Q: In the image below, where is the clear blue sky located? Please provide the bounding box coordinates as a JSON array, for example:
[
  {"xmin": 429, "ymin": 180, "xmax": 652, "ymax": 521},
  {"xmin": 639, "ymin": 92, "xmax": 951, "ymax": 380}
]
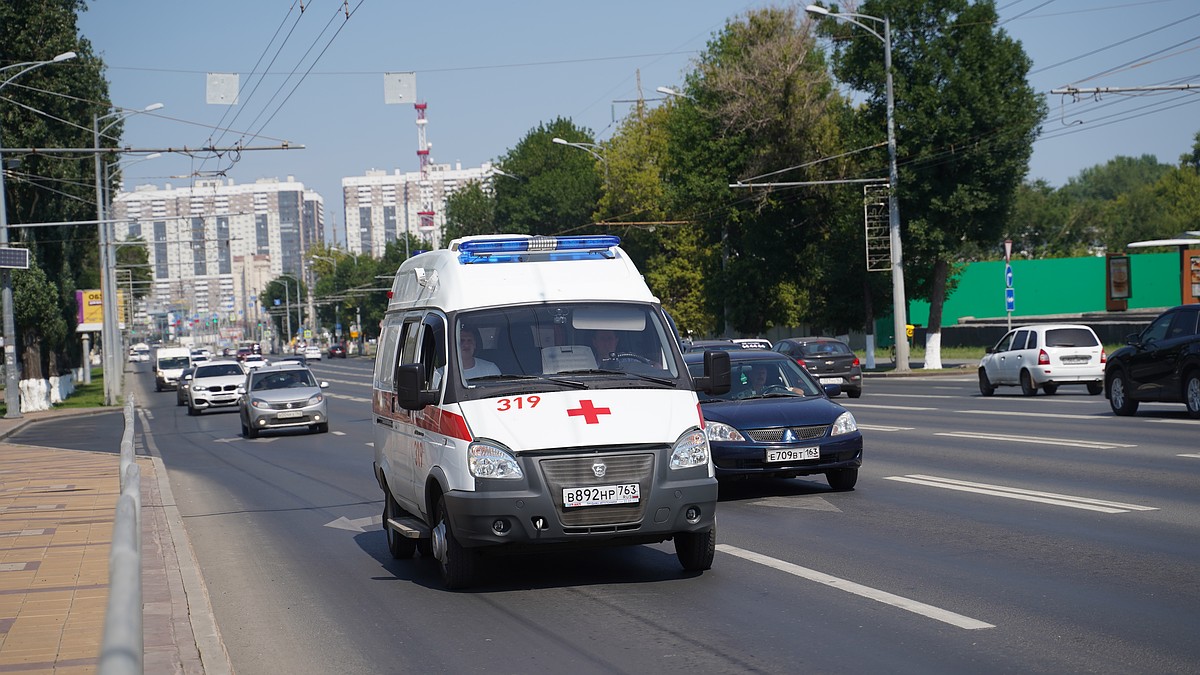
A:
[{"xmin": 74, "ymin": 0, "xmax": 1200, "ymax": 243}]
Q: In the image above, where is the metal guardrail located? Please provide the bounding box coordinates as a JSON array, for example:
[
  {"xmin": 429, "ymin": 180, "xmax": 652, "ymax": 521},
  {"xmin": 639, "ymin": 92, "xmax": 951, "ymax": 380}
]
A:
[{"xmin": 99, "ymin": 396, "xmax": 143, "ymax": 674}]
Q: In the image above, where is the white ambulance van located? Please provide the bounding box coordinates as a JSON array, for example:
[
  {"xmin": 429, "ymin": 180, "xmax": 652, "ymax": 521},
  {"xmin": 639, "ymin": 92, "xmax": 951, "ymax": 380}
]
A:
[
  {"xmin": 373, "ymin": 234, "xmax": 730, "ymax": 588},
  {"xmin": 153, "ymin": 346, "xmax": 192, "ymax": 391}
]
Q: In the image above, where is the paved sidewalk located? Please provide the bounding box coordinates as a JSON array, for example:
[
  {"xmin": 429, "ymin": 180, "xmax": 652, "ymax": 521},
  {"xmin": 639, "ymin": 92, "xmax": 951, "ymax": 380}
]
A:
[{"xmin": 0, "ymin": 407, "xmax": 225, "ymax": 674}]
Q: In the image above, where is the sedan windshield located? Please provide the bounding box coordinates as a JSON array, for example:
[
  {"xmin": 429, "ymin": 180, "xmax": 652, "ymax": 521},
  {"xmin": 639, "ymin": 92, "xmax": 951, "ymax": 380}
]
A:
[
  {"xmin": 690, "ymin": 358, "xmax": 823, "ymax": 401},
  {"xmin": 196, "ymin": 363, "xmax": 244, "ymax": 378},
  {"xmin": 251, "ymin": 370, "xmax": 316, "ymax": 391}
]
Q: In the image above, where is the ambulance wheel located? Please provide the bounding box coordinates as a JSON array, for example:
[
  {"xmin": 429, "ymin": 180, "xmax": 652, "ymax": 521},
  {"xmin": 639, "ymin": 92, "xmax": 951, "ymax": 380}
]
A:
[
  {"xmin": 384, "ymin": 490, "xmax": 416, "ymax": 559},
  {"xmin": 432, "ymin": 494, "xmax": 477, "ymax": 589},
  {"xmin": 675, "ymin": 523, "xmax": 716, "ymax": 572}
]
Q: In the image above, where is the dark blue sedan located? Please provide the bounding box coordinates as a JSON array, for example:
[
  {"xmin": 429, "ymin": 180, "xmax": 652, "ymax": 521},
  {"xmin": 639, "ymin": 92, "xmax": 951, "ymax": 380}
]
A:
[{"xmin": 685, "ymin": 351, "xmax": 863, "ymax": 490}]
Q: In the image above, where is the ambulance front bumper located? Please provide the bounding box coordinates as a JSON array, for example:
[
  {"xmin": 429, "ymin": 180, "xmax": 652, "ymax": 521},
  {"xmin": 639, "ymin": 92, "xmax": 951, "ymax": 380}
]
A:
[{"xmin": 443, "ymin": 450, "xmax": 717, "ymax": 549}]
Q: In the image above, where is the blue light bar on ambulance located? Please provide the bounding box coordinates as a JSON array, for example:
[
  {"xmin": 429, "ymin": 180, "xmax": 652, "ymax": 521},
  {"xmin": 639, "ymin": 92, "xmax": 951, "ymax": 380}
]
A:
[{"xmin": 457, "ymin": 235, "xmax": 620, "ymax": 264}]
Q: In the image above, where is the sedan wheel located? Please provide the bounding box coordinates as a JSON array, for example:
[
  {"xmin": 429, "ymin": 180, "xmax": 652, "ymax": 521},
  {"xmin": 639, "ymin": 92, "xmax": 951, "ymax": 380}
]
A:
[
  {"xmin": 1184, "ymin": 372, "xmax": 1200, "ymax": 419},
  {"xmin": 1019, "ymin": 370, "xmax": 1038, "ymax": 396},
  {"xmin": 1108, "ymin": 372, "xmax": 1139, "ymax": 416},
  {"xmin": 826, "ymin": 468, "xmax": 858, "ymax": 491},
  {"xmin": 978, "ymin": 369, "xmax": 995, "ymax": 397},
  {"xmin": 1042, "ymin": 383, "xmax": 1059, "ymax": 395}
]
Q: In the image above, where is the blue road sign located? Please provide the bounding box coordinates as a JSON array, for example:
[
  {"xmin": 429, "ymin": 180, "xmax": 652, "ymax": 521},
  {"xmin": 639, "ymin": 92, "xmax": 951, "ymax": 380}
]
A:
[
  {"xmin": 1005, "ymin": 287, "xmax": 1015, "ymax": 312},
  {"xmin": 1004, "ymin": 264, "xmax": 1013, "ymax": 288}
]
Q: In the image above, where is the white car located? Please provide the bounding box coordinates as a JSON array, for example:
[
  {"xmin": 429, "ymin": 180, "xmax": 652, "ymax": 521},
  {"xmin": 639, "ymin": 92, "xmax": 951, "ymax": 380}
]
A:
[
  {"xmin": 185, "ymin": 361, "xmax": 247, "ymax": 415},
  {"xmin": 304, "ymin": 345, "xmax": 322, "ymax": 361},
  {"xmin": 242, "ymin": 354, "xmax": 268, "ymax": 370},
  {"xmin": 978, "ymin": 324, "xmax": 1105, "ymax": 396}
]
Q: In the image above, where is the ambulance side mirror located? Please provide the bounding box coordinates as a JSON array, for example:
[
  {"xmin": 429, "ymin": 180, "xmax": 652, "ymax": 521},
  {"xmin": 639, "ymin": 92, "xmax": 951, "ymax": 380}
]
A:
[
  {"xmin": 395, "ymin": 363, "xmax": 438, "ymax": 410},
  {"xmin": 692, "ymin": 350, "xmax": 731, "ymax": 395}
]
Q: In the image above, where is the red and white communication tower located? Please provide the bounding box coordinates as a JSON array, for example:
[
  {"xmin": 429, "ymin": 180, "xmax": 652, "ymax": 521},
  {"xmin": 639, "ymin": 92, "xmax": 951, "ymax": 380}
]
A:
[{"xmin": 414, "ymin": 102, "xmax": 435, "ymax": 235}]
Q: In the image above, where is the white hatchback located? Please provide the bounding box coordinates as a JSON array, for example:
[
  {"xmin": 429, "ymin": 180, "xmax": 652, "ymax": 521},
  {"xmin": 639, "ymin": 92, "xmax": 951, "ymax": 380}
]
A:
[{"xmin": 979, "ymin": 324, "xmax": 1105, "ymax": 396}]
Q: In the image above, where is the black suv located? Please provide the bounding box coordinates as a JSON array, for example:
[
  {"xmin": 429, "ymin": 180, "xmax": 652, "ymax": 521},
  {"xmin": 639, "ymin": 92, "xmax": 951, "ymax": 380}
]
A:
[{"xmin": 1105, "ymin": 305, "xmax": 1200, "ymax": 417}]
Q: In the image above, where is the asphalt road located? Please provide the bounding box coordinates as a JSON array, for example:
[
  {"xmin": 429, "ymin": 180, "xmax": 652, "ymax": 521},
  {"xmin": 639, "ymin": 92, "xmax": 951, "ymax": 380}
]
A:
[{"xmin": 107, "ymin": 359, "xmax": 1200, "ymax": 674}]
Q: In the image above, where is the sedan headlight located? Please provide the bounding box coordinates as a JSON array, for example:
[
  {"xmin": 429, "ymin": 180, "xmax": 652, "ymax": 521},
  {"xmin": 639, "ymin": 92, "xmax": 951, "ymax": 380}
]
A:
[
  {"xmin": 468, "ymin": 441, "xmax": 523, "ymax": 479},
  {"xmin": 250, "ymin": 398, "xmax": 269, "ymax": 409},
  {"xmin": 191, "ymin": 384, "xmax": 208, "ymax": 391},
  {"xmin": 306, "ymin": 393, "xmax": 324, "ymax": 406},
  {"xmin": 704, "ymin": 421, "xmax": 745, "ymax": 443},
  {"xmin": 831, "ymin": 411, "xmax": 858, "ymax": 436},
  {"xmin": 670, "ymin": 428, "xmax": 710, "ymax": 469}
]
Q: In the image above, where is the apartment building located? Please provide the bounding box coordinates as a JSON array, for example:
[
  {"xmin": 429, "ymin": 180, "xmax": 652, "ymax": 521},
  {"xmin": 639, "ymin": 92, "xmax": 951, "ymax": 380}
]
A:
[
  {"xmin": 341, "ymin": 161, "xmax": 495, "ymax": 256},
  {"xmin": 110, "ymin": 176, "xmax": 324, "ymax": 340}
]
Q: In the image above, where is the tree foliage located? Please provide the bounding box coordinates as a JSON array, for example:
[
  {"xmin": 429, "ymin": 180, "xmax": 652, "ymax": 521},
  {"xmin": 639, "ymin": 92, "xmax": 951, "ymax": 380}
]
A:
[
  {"xmin": 2, "ymin": 0, "xmax": 112, "ymax": 377},
  {"xmin": 822, "ymin": 0, "xmax": 1046, "ymax": 344},
  {"xmin": 442, "ymin": 180, "xmax": 496, "ymax": 245},
  {"xmin": 493, "ymin": 117, "xmax": 601, "ymax": 235}
]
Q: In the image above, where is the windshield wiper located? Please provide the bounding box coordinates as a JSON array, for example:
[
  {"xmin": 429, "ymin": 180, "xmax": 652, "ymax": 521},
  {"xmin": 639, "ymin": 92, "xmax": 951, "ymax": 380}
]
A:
[
  {"xmin": 468, "ymin": 373, "xmax": 588, "ymax": 389},
  {"xmin": 556, "ymin": 368, "xmax": 677, "ymax": 387}
]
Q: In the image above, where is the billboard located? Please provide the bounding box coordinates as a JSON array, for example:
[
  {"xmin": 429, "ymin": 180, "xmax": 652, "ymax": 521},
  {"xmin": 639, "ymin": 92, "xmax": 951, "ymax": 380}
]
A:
[{"xmin": 75, "ymin": 289, "xmax": 126, "ymax": 333}]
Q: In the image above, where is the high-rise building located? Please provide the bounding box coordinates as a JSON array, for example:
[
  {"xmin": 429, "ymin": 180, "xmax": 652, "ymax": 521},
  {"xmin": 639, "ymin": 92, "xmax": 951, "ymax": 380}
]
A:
[
  {"xmin": 342, "ymin": 161, "xmax": 496, "ymax": 256},
  {"xmin": 110, "ymin": 176, "xmax": 323, "ymax": 343}
]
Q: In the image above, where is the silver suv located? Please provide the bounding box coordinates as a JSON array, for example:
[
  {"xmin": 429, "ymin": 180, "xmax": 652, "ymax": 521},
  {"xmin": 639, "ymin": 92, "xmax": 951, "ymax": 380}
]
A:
[{"xmin": 979, "ymin": 324, "xmax": 1105, "ymax": 396}]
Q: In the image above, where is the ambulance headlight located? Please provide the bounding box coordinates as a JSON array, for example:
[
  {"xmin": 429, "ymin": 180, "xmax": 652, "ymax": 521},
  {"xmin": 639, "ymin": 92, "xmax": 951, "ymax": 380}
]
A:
[
  {"xmin": 468, "ymin": 441, "xmax": 524, "ymax": 479},
  {"xmin": 670, "ymin": 429, "xmax": 710, "ymax": 470}
]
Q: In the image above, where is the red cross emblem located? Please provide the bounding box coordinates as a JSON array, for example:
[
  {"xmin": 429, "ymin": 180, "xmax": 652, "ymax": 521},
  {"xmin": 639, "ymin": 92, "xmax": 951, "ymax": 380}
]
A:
[{"xmin": 566, "ymin": 399, "xmax": 611, "ymax": 424}]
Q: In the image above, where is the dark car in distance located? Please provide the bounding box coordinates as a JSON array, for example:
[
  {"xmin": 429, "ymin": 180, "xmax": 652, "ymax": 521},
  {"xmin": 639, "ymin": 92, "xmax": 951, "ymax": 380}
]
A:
[
  {"xmin": 328, "ymin": 343, "xmax": 347, "ymax": 358},
  {"xmin": 685, "ymin": 351, "xmax": 863, "ymax": 490},
  {"xmin": 773, "ymin": 337, "xmax": 863, "ymax": 398},
  {"xmin": 1105, "ymin": 304, "xmax": 1200, "ymax": 418}
]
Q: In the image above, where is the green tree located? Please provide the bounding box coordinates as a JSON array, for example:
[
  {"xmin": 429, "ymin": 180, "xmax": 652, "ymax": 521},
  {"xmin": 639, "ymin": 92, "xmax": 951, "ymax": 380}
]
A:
[
  {"xmin": 664, "ymin": 6, "xmax": 847, "ymax": 336},
  {"xmin": 493, "ymin": 117, "xmax": 601, "ymax": 235},
  {"xmin": 442, "ymin": 180, "xmax": 496, "ymax": 245},
  {"xmin": 823, "ymin": 0, "xmax": 1045, "ymax": 367},
  {"xmin": 14, "ymin": 259, "xmax": 67, "ymax": 383},
  {"xmin": 1182, "ymin": 130, "xmax": 1200, "ymax": 173},
  {"xmin": 2, "ymin": 0, "xmax": 113, "ymax": 378}
]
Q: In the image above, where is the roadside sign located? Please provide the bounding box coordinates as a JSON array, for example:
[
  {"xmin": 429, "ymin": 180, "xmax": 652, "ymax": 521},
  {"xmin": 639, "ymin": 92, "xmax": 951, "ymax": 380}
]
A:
[
  {"xmin": 1005, "ymin": 287, "xmax": 1015, "ymax": 312},
  {"xmin": 0, "ymin": 248, "xmax": 29, "ymax": 269},
  {"xmin": 1005, "ymin": 264, "xmax": 1013, "ymax": 288}
]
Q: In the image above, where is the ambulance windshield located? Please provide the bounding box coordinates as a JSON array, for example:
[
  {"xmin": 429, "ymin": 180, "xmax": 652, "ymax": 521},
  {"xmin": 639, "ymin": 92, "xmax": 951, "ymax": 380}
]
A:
[{"xmin": 455, "ymin": 303, "xmax": 681, "ymax": 386}]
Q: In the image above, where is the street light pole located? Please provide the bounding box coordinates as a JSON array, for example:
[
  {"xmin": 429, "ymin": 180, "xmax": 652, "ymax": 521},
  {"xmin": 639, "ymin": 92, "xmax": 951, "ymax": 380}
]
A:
[
  {"xmin": 94, "ymin": 103, "xmax": 163, "ymax": 405},
  {"xmin": 551, "ymin": 137, "xmax": 609, "ymax": 184},
  {"xmin": 0, "ymin": 51, "xmax": 76, "ymax": 418},
  {"xmin": 807, "ymin": 4, "xmax": 911, "ymax": 372}
]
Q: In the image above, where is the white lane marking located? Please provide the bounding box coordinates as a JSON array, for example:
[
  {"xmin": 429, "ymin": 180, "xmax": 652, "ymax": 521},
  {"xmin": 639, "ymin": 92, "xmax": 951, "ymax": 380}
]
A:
[
  {"xmin": 324, "ymin": 514, "xmax": 382, "ymax": 532},
  {"xmin": 884, "ymin": 474, "xmax": 1157, "ymax": 513},
  {"xmin": 332, "ymin": 431, "xmax": 347, "ymax": 436},
  {"xmin": 318, "ymin": 376, "xmax": 372, "ymax": 389},
  {"xmin": 366, "ymin": 442, "xmax": 375, "ymax": 447},
  {"xmin": 1147, "ymin": 418, "xmax": 1200, "ymax": 425},
  {"xmin": 1179, "ymin": 453, "xmax": 1200, "ymax": 459},
  {"xmin": 750, "ymin": 496, "xmax": 841, "ymax": 512},
  {"xmin": 858, "ymin": 424, "xmax": 914, "ymax": 432},
  {"xmin": 841, "ymin": 403, "xmax": 937, "ymax": 411},
  {"xmin": 934, "ymin": 431, "xmax": 1136, "ymax": 450},
  {"xmin": 872, "ymin": 392, "xmax": 1101, "ymax": 405},
  {"xmin": 869, "ymin": 393, "xmax": 959, "ymax": 399},
  {"xmin": 327, "ymin": 392, "xmax": 371, "ymax": 403},
  {"xmin": 955, "ymin": 409, "xmax": 1106, "ymax": 421},
  {"xmin": 717, "ymin": 544, "xmax": 994, "ymax": 630}
]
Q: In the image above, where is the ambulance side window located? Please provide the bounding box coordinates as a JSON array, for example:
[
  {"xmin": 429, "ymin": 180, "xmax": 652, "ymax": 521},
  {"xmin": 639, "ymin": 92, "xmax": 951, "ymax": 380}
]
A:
[
  {"xmin": 418, "ymin": 314, "xmax": 446, "ymax": 390},
  {"xmin": 394, "ymin": 317, "xmax": 422, "ymax": 386},
  {"xmin": 374, "ymin": 317, "xmax": 402, "ymax": 390}
]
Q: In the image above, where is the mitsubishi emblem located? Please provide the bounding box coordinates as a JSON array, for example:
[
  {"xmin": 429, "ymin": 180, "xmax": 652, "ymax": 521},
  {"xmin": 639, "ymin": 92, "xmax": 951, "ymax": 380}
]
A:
[
  {"xmin": 782, "ymin": 428, "xmax": 797, "ymax": 443},
  {"xmin": 592, "ymin": 461, "xmax": 607, "ymax": 479}
]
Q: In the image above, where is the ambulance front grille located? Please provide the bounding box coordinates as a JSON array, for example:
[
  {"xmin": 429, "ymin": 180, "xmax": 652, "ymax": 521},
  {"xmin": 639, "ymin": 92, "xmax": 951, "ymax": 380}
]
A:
[{"xmin": 539, "ymin": 453, "xmax": 655, "ymax": 527}]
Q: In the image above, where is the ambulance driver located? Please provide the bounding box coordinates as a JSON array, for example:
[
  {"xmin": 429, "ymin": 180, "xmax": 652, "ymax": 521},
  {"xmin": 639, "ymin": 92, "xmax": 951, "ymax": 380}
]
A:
[{"xmin": 458, "ymin": 324, "xmax": 500, "ymax": 381}]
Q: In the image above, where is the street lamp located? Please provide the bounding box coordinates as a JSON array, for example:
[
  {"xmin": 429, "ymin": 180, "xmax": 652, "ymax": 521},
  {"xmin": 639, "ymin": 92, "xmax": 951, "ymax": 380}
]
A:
[
  {"xmin": 94, "ymin": 102, "xmax": 163, "ymax": 405},
  {"xmin": 0, "ymin": 50, "xmax": 76, "ymax": 418},
  {"xmin": 551, "ymin": 137, "xmax": 608, "ymax": 183},
  {"xmin": 806, "ymin": 4, "xmax": 911, "ymax": 372},
  {"xmin": 278, "ymin": 274, "xmax": 303, "ymax": 347}
]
